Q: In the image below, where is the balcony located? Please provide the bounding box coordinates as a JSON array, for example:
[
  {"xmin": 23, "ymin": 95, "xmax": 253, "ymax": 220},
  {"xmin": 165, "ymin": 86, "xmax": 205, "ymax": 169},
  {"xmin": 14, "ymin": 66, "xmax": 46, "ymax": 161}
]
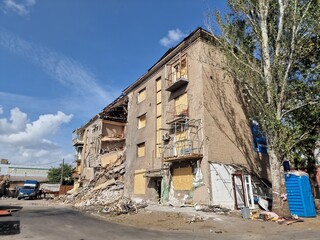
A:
[
  {"xmin": 72, "ymin": 136, "xmax": 84, "ymax": 146},
  {"xmin": 162, "ymin": 139, "xmax": 203, "ymax": 163},
  {"xmin": 166, "ymin": 77, "xmax": 189, "ymax": 92},
  {"xmin": 166, "ymin": 104, "xmax": 188, "ymax": 124}
]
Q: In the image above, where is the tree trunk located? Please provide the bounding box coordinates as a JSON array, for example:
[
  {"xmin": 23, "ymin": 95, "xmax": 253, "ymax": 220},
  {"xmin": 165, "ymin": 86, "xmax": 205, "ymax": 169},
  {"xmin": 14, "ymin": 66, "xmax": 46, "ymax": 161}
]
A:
[{"xmin": 269, "ymin": 149, "xmax": 291, "ymax": 217}]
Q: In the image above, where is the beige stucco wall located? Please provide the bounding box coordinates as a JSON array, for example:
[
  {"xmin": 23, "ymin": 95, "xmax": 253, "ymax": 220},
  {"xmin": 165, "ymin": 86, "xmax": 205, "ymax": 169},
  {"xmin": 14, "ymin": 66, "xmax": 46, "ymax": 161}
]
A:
[
  {"xmin": 124, "ymin": 68, "xmax": 166, "ymax": 200},
  {"xmin": 124, "ymin": 32, "xmax": 267, "ymax": 204},
  {"xmin": 199, "ymin": 41, "xmax": 268, "ymax": 179},
  {"xmin": 80, "ymin": 118, "xmax": 101, "ymax": 181}
]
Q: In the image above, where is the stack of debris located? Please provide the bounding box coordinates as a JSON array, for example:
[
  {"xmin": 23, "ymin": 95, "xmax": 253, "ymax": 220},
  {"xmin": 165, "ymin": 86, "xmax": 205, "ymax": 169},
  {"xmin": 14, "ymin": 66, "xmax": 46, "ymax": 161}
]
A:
[
  {"xmin": 194, "ymin": 203, "xmax": 231, "ymax": 215},
  {"xmin": 64, "ymin": 159, "xmax": 126, "ymax": 209}
]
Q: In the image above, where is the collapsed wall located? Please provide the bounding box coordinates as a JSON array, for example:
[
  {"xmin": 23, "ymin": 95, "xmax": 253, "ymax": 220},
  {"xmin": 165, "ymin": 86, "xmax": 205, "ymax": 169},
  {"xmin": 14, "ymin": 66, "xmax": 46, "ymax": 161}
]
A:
[{"xmin": 64, "ymin": 155, "xmax": 125, "ymax": 208}]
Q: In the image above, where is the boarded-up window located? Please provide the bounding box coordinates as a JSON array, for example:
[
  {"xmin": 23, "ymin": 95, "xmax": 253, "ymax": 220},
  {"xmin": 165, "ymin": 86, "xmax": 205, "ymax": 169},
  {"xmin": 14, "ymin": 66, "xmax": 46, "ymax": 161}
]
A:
[
  {"xmin": 134, "ymin": 169, "xmax": 146, "ymax": 194},
  {"xmin": 156, "ymin": 116, "xmax": 162, "ymax": 130},
  {"xmin": 175, "ymin": 93, "xmax": 188, "ymax": 115},
  {"xmin": 156, "ymin": 78, "xmax": 161, "ymax": 91},
  {"xmin": 156, "ymin": 130, "xmax": 162, "ymax": 145},
  {"xmin": 138, "ymin": 88, "xmax": 146, "ymax": 103},
  {"xmin": 138, "ymin": 114, "xmax": 146, "ymax": 129},
  {"xmin": 156, "ymin": 104, "xmax": 162, "ymax": 116},
  {"xmin": 137, "ymin": 142, "xmax": 145, "ymax": 157},
  {"xmin": 173, "ymin": 167, "xmax": 193, "ymax": 190},
  {"xmin": 156, "ymin": 91, "xmax": 162, "ymax": 104}
]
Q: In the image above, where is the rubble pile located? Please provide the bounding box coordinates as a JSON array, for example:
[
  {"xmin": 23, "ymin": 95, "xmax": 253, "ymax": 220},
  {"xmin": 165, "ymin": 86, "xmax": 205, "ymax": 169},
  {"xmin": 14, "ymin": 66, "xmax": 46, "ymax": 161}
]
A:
[
  {"xmin": 194, "ymin": 203, "xmax": 231, "ymax": 215},
  {"xmin": 101, "ymin": 198, "xmax": 138, "ymax": 215},
  {"xmin": 64, "ymin": 160, "xmax": 126, "ymax": 209}
]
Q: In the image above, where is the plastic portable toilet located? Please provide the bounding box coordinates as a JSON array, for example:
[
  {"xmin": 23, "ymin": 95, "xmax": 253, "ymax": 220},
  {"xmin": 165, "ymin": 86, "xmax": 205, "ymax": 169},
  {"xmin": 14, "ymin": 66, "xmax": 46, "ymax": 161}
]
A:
[{"xmin": 284, "ymin": 171, "xmax": 316, "ymax": 217}]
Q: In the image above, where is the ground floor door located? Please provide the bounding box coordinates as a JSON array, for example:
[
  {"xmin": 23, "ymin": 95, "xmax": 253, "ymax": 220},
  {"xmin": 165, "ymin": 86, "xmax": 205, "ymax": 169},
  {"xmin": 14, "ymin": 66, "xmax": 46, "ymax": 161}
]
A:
[{"xmin": 210, "ymin": 163, "xmax": 235, "ymax": 209}]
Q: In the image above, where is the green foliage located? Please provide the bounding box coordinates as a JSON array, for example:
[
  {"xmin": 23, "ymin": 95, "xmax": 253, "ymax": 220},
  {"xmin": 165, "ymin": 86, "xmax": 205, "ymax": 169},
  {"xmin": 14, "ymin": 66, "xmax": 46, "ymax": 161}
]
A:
[
  {"xmin": 47, "ymin": 163, "xmax": 73, "ymax": 184},
  {"xmin": 210, "ymin": 0, "xmax": 320, "ymax": 163}
]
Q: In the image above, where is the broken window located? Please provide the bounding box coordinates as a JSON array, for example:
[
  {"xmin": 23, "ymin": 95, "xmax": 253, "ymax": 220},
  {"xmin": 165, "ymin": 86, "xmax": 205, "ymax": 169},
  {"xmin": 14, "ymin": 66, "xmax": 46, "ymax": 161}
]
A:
[{"xmin": 172, "ymin": 57, "xmax": 187, "ymax": 83}]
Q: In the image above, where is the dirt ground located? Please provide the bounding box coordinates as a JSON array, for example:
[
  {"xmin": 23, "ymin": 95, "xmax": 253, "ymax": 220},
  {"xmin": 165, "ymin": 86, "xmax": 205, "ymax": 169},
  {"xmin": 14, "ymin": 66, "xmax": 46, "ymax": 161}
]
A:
[
  {"xmin": 80, "ymin": 203, "xmax": 320, "ymax": 235},
  {"xmin": 2, "ymin": 198, "xmax": 320, "ymax": 237}
]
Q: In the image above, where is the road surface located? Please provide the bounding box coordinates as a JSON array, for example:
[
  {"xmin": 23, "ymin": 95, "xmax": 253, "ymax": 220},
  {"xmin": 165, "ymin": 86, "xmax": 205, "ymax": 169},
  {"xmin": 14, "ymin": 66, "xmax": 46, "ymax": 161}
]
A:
[{"xmin": 1, "ymin": 199, "xmax": 212, "ymax": 240}]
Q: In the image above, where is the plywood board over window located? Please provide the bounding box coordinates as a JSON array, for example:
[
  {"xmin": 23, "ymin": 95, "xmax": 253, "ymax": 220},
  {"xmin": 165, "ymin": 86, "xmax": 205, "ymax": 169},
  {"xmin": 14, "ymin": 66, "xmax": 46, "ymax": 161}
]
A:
[
  {"xmin": 137, "ymin": 88, "xmax": 146, "ymax": 103},
  {"xmin": 134, "ymin": 169, "xmax": 146, "ymax": 195},
  {"xmin": 156, "ymin": 78, "xmax": 162, "ymax": 92},
  {"xmin": 138, "ymin": 114, "xmax": 146, "ymax": 129},
  {"xmin": 175, "ymin": 93, "xmax": 188, "ymax": 115},
  {"xmin": 173, "ymin": 167, "xmax": 193, "ymax": 190},
  {"xmin": 137, "ymin": 142, "xmax": 145, "ymax": 157}
]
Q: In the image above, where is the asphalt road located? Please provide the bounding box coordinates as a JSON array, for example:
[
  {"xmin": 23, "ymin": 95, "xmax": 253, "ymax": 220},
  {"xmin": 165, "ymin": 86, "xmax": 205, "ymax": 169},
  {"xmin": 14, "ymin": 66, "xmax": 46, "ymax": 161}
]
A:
[
  {"xmin": 2, "ymin": 198, "xmax": 320, "ymax": 240},
  {"xmin": 0, "ymin": 199, "xmax": 212, "ymax": 240}
]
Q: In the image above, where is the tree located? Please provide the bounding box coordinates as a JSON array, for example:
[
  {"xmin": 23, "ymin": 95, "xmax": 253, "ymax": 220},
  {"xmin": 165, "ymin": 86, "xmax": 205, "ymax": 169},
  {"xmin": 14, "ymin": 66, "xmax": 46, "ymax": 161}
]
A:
[
  {"xmin": 47, "ymin": 163, "xmax": 73, "ymax": 184},
  {"xmin": 207, "ymin": 0, "xmax": 320, "ymax": 215}
]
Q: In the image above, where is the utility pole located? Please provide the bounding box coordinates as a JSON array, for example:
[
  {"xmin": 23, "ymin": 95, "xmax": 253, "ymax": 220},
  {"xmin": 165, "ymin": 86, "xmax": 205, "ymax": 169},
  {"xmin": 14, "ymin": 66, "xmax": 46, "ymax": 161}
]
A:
[{"xmin": 60, "ymin": 159, "xmax": 64, "ymax": 185}]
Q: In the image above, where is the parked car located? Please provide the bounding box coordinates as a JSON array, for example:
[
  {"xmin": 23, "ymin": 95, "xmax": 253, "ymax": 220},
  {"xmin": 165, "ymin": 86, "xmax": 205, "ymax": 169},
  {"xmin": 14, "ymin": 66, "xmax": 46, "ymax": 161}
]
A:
[{"xmin": 17, "ymin": 180, "xmax": 40, "ymax": 200}]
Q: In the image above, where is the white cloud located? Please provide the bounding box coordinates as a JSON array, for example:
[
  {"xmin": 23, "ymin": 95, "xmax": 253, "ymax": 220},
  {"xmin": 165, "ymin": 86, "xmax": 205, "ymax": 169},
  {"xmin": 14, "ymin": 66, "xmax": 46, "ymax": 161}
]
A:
[
  {"xmin": 3, "ymin": 0, "xmax": 36, "ymax": 16},
  {"xmin": 159, "ymin": 29, "xmax": 187, "ymax": 47},
  {"xmin": 0, "ymin": 108, "xmax": 73, "ymax": 144},
  {"xmin": 0, "ymin": 30, "xmax": 112, "ymax": 103},
  {"xmin": 0, "ymin": 107, "xmax": 73, "ymax": 165},
  {"xmin": 0, "ymin": 107, "xmax": 28, "ymax": 134}
]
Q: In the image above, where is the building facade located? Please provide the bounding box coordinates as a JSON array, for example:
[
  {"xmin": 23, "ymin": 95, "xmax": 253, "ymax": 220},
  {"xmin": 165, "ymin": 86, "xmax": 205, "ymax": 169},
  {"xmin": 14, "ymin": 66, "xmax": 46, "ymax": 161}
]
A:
[
  {"xmin": 0, "ymin": 161, "xmax": 49, "ymax": 191},
  {"xmin": 72, "ymin": 95, "xmax": 128, "ymax": 184},
  {"xmin": 123, "ymin": 28, "xmax": 268, "ymax": 209}
]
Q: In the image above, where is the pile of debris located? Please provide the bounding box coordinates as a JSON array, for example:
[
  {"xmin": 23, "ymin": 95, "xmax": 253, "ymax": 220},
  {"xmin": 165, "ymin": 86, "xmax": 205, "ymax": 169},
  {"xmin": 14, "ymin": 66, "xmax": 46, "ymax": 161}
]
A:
[
  {"xmin": 63, "ymin": 160, "xmax": 126, "ymax": 209},
  {"xmin": 194, "ymin": 203, "xmax": 231, "ymax": 215},
  {"xmin": 100, "ymin": 198, "xmax": 148, "ymax": 215}
]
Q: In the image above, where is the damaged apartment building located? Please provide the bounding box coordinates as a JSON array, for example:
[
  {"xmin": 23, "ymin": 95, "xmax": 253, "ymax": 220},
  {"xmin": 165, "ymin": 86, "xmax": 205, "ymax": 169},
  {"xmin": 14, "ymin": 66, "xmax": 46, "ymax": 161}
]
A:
[
  {"xmin": 71, "ymin": 27, "xmax": 270, "ymax": 210},
  {"xmin": 72, "ymin": 95, "xmax": 128, "ymax": 188},
  {"xmin": 123, "ymin": 28, "xmax": 270, "ymax": 210}
]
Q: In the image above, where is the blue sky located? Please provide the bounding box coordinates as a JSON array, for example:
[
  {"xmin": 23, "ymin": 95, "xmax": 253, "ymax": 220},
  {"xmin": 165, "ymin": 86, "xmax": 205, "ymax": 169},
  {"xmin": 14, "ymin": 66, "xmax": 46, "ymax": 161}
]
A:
[{"xmin": 0, "ymin": 0, "xmax": 227, "ymax": 167}]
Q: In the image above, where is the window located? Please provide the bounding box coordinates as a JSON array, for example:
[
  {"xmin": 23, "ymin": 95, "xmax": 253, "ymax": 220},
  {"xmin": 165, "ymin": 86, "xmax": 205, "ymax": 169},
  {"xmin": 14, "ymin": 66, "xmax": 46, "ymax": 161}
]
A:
[
  {"xmin": 174, "ymin": 92, "xmax": 188, "ymax": 116},
  {"xmin": 134, "ymin": 169, "xmax": 146, "ymax": 194},
  {"xmin": 137, "ymin": 142, "xmax": 145, "ymax": 157},
  {"xmin": 155, "ymin": 78, "xmax": 162, "ymax": 158},
  {"xmin": 172, "ymin": 167, "xmax": 193, "ymax": 190},
  {"xmin": 172, "ymin": 57, "xmax": 187, "ymax": 82},
  {"xmin": 138, "ymin": 114, "xmax": 146, "ymax": 129},
  {"xmin": 137, "ymin": 88, "xmax": 146, "ymax": 103}
]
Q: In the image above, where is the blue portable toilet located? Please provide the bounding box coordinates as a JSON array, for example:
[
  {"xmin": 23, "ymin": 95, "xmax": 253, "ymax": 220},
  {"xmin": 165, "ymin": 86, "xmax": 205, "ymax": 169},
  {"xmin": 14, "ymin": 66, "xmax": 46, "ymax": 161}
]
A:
[{"xmin": 284, "ymin": 171, "xmax": 316, "ymax": 217}]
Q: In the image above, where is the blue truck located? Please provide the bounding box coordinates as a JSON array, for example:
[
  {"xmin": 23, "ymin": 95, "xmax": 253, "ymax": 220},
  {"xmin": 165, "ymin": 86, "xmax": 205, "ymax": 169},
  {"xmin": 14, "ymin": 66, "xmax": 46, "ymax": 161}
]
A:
[{"xmin": 17, "ymin": 180, "xmax": 40, "ymax": 200}]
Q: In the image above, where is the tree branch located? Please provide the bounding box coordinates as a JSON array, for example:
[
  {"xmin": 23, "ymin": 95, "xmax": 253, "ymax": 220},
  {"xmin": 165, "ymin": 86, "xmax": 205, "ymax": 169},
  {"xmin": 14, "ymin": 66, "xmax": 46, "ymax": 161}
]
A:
[{"xmin": 280, "ymin": 100, "xmax": 320, "ymax": 119}]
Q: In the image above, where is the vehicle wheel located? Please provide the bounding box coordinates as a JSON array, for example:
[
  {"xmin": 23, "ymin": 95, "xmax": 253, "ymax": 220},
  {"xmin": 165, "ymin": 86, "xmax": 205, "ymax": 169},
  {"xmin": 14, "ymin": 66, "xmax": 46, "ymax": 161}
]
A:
[{"xmin": 17, "ymin": 197, "xmax": 21, "ymax": 200}]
